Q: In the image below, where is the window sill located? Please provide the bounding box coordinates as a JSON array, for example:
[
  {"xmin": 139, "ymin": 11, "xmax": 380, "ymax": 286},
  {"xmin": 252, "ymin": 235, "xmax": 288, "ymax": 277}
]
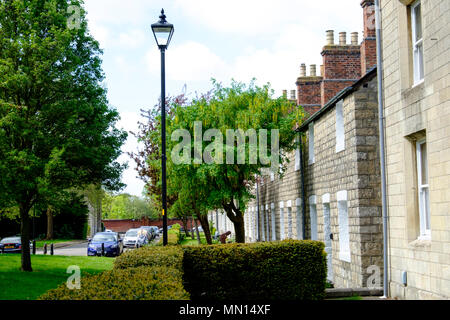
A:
[
  {"xmin": 412, "ymin": 79, "xmax": 424, "ymax": 88},
  {"xmin": 339, "ymin": 251, "xmax": 351, "ymax": 263},
  {"xmin": 408, "ymin": 237, "xmax": 431, "ymax": 248}
]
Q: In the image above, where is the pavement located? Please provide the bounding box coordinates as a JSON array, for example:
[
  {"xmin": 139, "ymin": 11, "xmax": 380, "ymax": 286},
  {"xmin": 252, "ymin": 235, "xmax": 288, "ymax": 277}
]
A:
[{"xmin": 34, "ymin": 234, "xmax": 162, "ymax": 256}]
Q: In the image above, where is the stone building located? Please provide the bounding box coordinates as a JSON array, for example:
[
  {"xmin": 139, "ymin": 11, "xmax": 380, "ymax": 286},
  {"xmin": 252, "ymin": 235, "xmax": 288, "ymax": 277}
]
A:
[
  {"xmin": 212, "ymin": 0, "xmax": 383, "ymax": 289},
  {"xmin": 380, "ymin": 0, "xmax": 450, "ymax": 299}
]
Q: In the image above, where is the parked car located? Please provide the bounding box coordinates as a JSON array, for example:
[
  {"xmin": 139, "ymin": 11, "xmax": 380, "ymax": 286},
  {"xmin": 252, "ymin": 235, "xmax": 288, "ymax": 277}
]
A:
[
  {"xmin": 0, "ymin": 237, "xmax": 32, "ymax": 253},
  {"xmin": 150, "ymin": 226, "xmax": 159, "ymax": 237},
  {"xmin": 87, "ymin": 232, "xmax": 123, "ymax": 257},
  {"xmin": 139, "ymin": 226, "xmax": 155, "ymax": 240},
  {"xmin": 123, "ymin": 228, "xmax": 141, "ymax": 248}
]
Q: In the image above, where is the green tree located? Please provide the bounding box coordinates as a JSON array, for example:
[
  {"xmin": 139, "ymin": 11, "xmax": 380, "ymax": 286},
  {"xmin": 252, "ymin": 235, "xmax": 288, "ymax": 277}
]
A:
[
  {"xmin": 0, "ymin": 0, "xmax": 126, "ymax": 271},
  {"xmin": 167, "ymin": 80, "xmax": 304, "ymax": 242},
  {"xmin": 102, "ymin": 192, "xmax": 157, "ymax": 220}
]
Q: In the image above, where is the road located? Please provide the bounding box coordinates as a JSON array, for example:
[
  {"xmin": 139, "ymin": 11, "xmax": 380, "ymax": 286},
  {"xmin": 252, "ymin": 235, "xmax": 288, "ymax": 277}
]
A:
[{"xmin": 35, "ymin": 234, "xmax": 162, "ymax": 256}]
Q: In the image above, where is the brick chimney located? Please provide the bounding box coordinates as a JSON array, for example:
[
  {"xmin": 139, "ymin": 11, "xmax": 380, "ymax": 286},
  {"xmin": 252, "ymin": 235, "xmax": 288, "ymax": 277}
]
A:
[
  {"xmin": 296, "ymin": 63, "xmax": 322, "ymax": 115},
  {"xmin": 320, "ymin": 29, "xmax": 361, "ymax": 106},
  {"xmin": 360, "ymin": 0, "xmax": 377, "ymax": 74}
]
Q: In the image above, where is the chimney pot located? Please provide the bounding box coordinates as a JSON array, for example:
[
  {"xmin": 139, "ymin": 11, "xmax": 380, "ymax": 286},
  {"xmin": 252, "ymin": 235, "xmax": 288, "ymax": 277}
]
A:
[
  {"xmin": 351, "ymin": 32, "xmax": 359, "ymax": 45},
  {"xmin": 339, "ymin": 32, "xmax": 347, "ymax": 45},
  {"xmin": 310, "ymin": 64, "xmax": 317, "ymax": 77},
  {"xmin": 326, "ymin": 30, "xmax": 334, "ymax": 45},
  {"xmin": 290, "ymin": 90, "xmax": 296, "ymax": 100},
  {"xmin": 300, "ymin": 63, "xmax": 306, "ymax": 77}
]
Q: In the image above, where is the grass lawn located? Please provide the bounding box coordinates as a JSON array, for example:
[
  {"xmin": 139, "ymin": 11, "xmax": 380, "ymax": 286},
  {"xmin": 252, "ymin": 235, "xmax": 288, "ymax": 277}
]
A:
[
  {"xmin": 180, "ymin": 233, "xmax": 220, "ymax": 246},
  {"xmin": 34, "ymin": 239, "xmax": 77, "ymax": 248},
  {"xmin": 0, "ymin": 254, "xmax": 114, "ymax": 300}
]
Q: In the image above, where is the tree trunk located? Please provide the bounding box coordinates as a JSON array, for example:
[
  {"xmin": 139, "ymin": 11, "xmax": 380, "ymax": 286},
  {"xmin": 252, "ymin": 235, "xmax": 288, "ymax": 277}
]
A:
[
  {"xmin": 19, "ymin": 203, "xmax": 32, "ymax": 272},
  {"xmin": 198, "ymin": 214, "xmax": 212, "ymax": 244},
  {"xmin": 45, "ymin": 206, "xmax": 54, "ymax": 240},
  {"xmin": 191, "ymin": 216, "xmax": 197, "ymax": 240},
  {"xmin": 193, "ymin": 217, "xmax": 201, "ymax": 244},
  {"xmin": 181, "ymin": 216, "xmax": 191, "ymax": 238},
  {"xmin": 232, "ymin": 214, "xmax": 245, "ymax": 243},
  {"xmin": 223, "ymin": 202, "xmax": 246, "ymax": 243}
]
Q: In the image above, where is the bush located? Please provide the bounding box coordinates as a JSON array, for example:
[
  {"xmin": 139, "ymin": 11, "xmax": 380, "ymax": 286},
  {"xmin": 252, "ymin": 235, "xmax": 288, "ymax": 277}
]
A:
[
  {"xmin": 182, "ymin": 240, "xmax": 327, "ymax": 300},
  {"xmin": 157, "ymin": 227, "xmax": 181, "ymax": 245},
  {"xmin": 114, "ymin": 245, "xmax": 183, "ymax": 271},
  {"xmin": 39, "ymin": 266, "xmax": 189, "ymax": 300}
]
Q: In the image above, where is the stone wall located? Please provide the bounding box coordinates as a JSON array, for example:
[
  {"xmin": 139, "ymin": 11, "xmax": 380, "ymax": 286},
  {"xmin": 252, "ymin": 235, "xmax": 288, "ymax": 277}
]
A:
[
  {"xmin": 245, "ymin": 74, "xmax": 383, "ymax": 289},
  {"xmin": 380, "ymin": 0, "xmax": 450, "ymax": 299}
]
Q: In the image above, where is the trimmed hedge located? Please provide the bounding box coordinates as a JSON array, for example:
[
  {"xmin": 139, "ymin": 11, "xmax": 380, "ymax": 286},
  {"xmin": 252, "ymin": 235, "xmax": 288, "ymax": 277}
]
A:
[
  {"xmin": 182, "ymin": 240, "xmax": 327, "ymax": 300},
  {"xmin": 39, "ymin": 266, "xmax": 189, "ymax": 300},
  {"xmin": 114, "ymin": 245, "xmax": 183, "ymax": 271}
]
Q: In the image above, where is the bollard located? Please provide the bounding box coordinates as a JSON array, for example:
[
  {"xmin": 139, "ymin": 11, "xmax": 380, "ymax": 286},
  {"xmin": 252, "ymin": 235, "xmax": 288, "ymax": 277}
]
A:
[
  {"xmin": 43, "ymin": 243, "xmax": 47, "ymax": 255},
  {"xmin": 50, "ymin": 243, "xmax": 54, "ymax": 255},
  {"xmin": 101, "ymin": 243, "xmax": 105, "ymax": 256},
  {"xmin": 32, "ymin": 240, "xmax": 36, "ymax": 255}
]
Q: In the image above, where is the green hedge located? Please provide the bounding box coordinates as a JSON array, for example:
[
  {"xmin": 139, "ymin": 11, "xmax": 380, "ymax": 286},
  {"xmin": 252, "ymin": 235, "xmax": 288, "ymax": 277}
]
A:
[
  {"xmin": 39, "ymin": 266, "xmax": 189, "ymax": 300},
  {"xmin": 114, "ymin": 245, "xmax": 183, "ymax": 271},
  {"xmin": 182, "ymin": 240, "xmax": 327, "ymax": 300}
]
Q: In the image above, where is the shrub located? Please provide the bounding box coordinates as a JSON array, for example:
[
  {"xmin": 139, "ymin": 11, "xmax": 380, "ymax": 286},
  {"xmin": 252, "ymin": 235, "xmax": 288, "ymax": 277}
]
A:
[
  {"xmin": 114, "ymin": 245, "xmax": 183, "ymax": 271},
  {"xmin": 39, "ymin": 266, "xmax": 189, "ymax": 300},
  {"xmin": 157, "ymin": 227, "xmax": 181, "ymax": 245},
  {"xmin": 182, "ymin": 240, "xmax": 327, "ymax": 300}
]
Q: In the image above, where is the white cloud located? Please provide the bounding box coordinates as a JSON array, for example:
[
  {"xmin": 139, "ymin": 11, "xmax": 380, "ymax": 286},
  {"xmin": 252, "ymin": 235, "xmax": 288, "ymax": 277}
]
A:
[
  {"xmin": 146, "ymin": 41, "xmax": 227, "ymax": 82},
  {"xmin": 116, "ymin": 111, "xmax": 146, "ymax": 196},
  {"xmin": 174, "ymin": 0, "xmax": 362, "ymax": 37},
  {"xmin": 118, "ymin": 29, "xmax": 147, "ymax": 48}
]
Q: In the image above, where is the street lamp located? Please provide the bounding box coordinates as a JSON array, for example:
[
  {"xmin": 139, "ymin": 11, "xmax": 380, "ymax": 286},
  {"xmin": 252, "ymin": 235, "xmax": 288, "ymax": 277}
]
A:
[{"xmin": 152, "ymin": 9, "xmax": 174, "ymax": 246}]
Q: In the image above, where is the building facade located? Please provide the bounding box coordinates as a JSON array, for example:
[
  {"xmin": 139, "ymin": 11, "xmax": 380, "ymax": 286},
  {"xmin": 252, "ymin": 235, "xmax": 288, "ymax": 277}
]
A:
[
  {"xmin": 212, "ymin": 1, "xmax": 383, "ymax": 289},
  {"xmin": 380, "ymin": 0, "xmax": 450, "ymax": 299}
]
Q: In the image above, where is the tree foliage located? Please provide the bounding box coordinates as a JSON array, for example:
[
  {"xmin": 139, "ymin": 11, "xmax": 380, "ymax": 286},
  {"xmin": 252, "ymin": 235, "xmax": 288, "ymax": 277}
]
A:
[
  {"xmin": 166, "ymin": 80, "xmax": 304, "ymax": 242},
  {"xmin": 0, "ymin": 0, "xmax": 127, "ymax": 270},
  {"xmin": 102, "ymin": 192, "xmax": 157, "ymax": 220}
]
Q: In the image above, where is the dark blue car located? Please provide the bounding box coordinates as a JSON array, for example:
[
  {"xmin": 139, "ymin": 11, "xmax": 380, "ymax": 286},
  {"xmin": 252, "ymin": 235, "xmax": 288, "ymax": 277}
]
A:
[
  {"xmin": 0, "ymin": 237, "xmax": 22, "ymax": 253},
  {"xmin": 87, "ymin": 232, "xmax": 123, "ymax": 257}
]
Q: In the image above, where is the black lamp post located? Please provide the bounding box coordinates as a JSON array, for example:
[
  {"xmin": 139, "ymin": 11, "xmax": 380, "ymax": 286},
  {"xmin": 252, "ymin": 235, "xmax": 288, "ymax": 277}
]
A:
[{"xmin": 151, "ymin": 9, "xmax": 174, "ymax": 246}]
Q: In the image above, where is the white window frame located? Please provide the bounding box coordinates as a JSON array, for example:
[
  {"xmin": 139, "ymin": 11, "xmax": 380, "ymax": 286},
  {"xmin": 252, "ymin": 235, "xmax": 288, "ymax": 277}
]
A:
[
  {"xmin": 337, "ymin": 190, "xmax": 351, "ymax": 262},
  {"xmin": 411, "ymin": 0, "xmax": 424, "ymax": 85},
  {"xmin": 335, "ymin": 100, "xmax": 345, "ymax": 152},
  {"xmin": 416, "ymin": 138, "xmax": 431, "ymax": 239},
  {"xmin": 308, "ymin": 122, "xmax": 315, "ymax": 164},
  {"xmin": 295, "ymin": 198, "xmax": 303, "ymax": 240},
  {"xmin": 295, "ymin": 134, "xmax": 301, "ymax": 171}
]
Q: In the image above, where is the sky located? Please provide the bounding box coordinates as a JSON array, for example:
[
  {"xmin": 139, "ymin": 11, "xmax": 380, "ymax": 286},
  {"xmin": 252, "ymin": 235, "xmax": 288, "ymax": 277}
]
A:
[{"xmin": 82, "ymin": 0, "xmax": 364, "ymax": 197}]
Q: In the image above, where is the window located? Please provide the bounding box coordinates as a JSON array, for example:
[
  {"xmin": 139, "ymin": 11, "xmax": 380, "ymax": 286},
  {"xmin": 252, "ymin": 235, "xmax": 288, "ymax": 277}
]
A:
[
  {"xmin": 411, "ymin": 0, "xmax": 424, "ymax": 84},
  {"xmin": 309, "ymin": 195, "xmax": 317, "ymax": 240},
  {"xmin": 271, "ymin": 203, "xmax": 276, "ymax": 241},
  {"xmin": 337, "ymin": 190, "xmax": 351, "ymax": 262},
  {"xmin": 416, "ymin": 139, "xmax": 430, "ymax": 239},
  {"xmin": 295, "ymin": 198, "xmax": 303, "ymax": 240},
  {"xmin": 336, "ymin": 100, "xmax": 345, "ymax": 152},
  {"xmin": 295, "ymin": 134, "xmax": 301, "ymax": 171},
  {"xmin": 279, "ymin": 201, "xmax": 285, "ymax": 240},
  {"xmin": 308, "ymin": 123, "xmax": 315, "ymax": 164}
]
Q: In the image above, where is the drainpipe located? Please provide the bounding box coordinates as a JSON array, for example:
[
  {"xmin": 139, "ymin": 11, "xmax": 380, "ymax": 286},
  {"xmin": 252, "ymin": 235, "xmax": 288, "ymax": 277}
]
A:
[
  {"xmin": 375, "ymin": 0, "xmax": 389, "ymax": 298},
  {"xmin": 298, "ymin": 133, "xmax": 307, "ymax": 239}
]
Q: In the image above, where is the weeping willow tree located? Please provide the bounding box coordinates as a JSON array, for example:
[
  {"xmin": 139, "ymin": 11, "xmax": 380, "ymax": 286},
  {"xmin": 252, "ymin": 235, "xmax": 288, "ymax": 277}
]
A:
[{"xmin": 166, "ymin": 80, "xmax": 305, "ymax": 243}]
